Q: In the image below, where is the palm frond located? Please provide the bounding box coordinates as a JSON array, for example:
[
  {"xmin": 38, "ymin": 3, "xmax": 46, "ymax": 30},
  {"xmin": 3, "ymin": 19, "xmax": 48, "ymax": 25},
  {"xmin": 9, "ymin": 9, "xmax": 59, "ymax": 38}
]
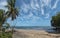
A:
[{"xmin": 6, "ymin": 0, "xmax": 19, "ymax": 20}]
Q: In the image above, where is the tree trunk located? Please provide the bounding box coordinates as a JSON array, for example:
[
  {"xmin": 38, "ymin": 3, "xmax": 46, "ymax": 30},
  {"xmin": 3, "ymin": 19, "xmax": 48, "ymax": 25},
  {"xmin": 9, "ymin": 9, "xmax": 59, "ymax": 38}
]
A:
[{"xmin": 0, "ymin": 24, "xmax": 2, "ymax": 38}]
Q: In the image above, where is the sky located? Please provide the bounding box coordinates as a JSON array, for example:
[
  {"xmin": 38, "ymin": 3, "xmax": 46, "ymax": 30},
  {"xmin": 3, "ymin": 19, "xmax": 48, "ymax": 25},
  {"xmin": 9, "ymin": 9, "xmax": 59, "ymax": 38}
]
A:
[{"xmin": 0, "ymin": 0, "xmax": 60, "ymax": 26}]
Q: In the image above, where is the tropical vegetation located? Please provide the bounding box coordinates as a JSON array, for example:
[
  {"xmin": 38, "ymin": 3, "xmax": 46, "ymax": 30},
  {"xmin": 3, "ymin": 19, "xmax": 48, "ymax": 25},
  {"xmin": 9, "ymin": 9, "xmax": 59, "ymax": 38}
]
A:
[
  {"xmin": 51, "ymin": 12, "xmax": 60, "ymax": 30},
  {"xmin": 0, "ymin": 0, "xmax": 19, "ymax": 38}
]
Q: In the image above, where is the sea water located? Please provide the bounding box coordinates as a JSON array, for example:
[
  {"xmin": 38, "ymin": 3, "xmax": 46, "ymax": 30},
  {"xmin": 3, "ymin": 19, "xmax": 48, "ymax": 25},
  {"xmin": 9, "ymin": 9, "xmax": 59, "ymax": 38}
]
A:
[{"xmin": 13, "ymin": 26, "xmax": 56, "ymax": 32}]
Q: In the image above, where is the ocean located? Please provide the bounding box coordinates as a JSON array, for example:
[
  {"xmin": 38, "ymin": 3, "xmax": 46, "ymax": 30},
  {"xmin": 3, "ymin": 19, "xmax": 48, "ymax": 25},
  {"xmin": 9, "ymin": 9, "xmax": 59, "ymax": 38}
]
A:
[{"xmin": 13, "ymin": 26, "xmax": 56, "ymax": 32}]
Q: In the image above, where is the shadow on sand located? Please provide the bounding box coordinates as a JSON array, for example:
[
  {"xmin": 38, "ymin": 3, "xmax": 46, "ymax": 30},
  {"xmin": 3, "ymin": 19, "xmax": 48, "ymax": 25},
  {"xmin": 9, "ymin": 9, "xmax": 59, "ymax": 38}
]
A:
[
  {"xmin": 45, "ymin": 28, "xmax": 60, "ymax": 38},
  {"xmin": 46, "ymin": 28, "xmax": 60, "ymax": 34}
]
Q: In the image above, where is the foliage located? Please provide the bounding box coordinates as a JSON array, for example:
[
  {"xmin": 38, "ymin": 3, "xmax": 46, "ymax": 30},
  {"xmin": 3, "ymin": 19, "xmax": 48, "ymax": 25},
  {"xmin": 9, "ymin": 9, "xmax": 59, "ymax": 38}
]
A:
[
  {"xmin": 51, "ymin": 12, "xmax": 60, "ymax": 28},
  {"xmin": 6, "ymin": 0, "xmax": 19, "ymax": 20},
  {"xmin": 1, "ymin": 31, "xmax": 12, "ymax": 38},
  {"xmin": 0, "ymin": 9, "xmax": 6, "ymax": 26},
  {"xmin": 0, "ymin": 23, "xmax": 12, "ymax": 38},
  {"xmin": 0, "ymin": 0, "xmax": 19, "ymax": 38}
]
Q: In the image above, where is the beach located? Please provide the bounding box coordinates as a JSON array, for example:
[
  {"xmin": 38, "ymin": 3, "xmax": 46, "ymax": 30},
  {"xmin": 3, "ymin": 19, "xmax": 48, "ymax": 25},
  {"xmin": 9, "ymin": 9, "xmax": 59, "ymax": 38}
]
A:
[{"xmin": 13, "ymin": 29, "xmax": 60, "ymax": 38}]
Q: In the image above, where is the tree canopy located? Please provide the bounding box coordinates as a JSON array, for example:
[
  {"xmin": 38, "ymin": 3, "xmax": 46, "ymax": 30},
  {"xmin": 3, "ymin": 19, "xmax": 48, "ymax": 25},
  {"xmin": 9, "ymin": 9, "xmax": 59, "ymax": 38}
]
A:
[
  {"xmin": 6, "ymin": 0, "xmax": 19, "ymax": 20},
  {"xmin": 0, "ymin": 0, "xmax": 19, "ymax": 38},
  {"xmin": 51, "ymin": 12, "xmax": 60, "ymax": 28}
]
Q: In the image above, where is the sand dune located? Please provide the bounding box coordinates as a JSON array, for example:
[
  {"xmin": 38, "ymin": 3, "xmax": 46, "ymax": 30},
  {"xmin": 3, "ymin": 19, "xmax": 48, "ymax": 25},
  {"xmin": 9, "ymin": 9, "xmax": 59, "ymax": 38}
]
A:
[{"xmin": 13, "ymin": 29, "xmax": 60, "ymax": 38}]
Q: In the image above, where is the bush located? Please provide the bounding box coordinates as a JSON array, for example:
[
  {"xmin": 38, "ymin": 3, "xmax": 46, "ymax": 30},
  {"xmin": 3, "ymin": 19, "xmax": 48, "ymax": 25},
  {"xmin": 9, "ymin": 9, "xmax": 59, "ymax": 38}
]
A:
[
  {"xmin": 51, "ymin": 12, "xmax": 60, "ymax": 29},
  {"xmin": 0, "ymin": 23, "xmax": 13, "ymax": 38},
  {"xmin": 1, "ymin": 32, "xmax": 12, "ymax": 38}
]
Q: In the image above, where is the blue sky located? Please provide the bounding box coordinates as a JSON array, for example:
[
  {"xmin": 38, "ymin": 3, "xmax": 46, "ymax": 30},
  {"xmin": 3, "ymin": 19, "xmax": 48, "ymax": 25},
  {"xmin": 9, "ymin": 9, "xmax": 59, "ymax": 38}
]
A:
[{"xmin": 0, "ymin": 0, "xmax": 60, "ymax": 26}]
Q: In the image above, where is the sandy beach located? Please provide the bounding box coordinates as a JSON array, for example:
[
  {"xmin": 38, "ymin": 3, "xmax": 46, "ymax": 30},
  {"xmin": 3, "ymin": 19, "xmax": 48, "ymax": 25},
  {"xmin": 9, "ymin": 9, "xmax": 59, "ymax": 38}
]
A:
[{"xmin": 12, "ymin": 29, "xmax": 60, "ymax": 38}]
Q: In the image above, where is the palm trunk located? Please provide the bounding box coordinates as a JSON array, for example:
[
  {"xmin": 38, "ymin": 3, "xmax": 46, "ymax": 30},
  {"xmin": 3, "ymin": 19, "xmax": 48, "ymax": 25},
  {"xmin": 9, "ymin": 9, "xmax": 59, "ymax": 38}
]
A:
[{"xmin": 0, "ymin": 24, "xmax": 2, "ymax": 38}]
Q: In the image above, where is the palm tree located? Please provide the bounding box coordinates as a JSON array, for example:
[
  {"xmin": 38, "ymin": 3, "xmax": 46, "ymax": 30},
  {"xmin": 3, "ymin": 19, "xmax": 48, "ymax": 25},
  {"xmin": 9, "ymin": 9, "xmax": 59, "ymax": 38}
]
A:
[
  {"xmin": 6, "ymin": 0, "xmax": 19, "ymax": 34},
  {"xmin": 0, "ymin": 0, "xmax": 19, "ymax": 38},
  {"xmin": 0, "ymin": 9, "xmax": 6, "ymax": 31},
  {"xmin": 0, "ymin": 9, "xmax": 7, "ymax": 38},
  {"xmin": 5, "ymin": 0, "xmax": 19, "ymax": 20}
]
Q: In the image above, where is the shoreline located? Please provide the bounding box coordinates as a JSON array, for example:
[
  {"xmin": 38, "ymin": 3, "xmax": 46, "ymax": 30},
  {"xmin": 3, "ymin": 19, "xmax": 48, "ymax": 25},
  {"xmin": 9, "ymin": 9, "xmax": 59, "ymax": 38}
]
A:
[{"xmin": 13, "ymin": 29, "xmax": 60, "ymax": 38}]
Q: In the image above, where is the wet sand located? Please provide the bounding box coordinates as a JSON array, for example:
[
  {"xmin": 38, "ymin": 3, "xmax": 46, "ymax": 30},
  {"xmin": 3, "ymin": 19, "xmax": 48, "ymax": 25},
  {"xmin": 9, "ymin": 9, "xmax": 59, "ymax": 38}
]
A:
[{"xmin": 13, "ymin": 29, "xmax": 60, "ymax": 38}]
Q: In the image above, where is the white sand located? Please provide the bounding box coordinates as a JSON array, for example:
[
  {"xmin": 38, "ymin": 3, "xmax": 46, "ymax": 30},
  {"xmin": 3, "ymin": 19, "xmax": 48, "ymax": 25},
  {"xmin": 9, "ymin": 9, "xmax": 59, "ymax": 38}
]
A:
[{"xmin": 13, "ymin": 29, "xmax": 60, "ymax": 38}]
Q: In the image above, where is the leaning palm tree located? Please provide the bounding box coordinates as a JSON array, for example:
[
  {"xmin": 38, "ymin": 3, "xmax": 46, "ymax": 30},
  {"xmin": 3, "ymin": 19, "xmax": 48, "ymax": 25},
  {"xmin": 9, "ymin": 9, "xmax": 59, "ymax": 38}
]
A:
[
  {"xmin": 5, "ymin": 0, "xmax": 19, "ymax": 35},
  {"xmin": 0, "ymin": 0, "xmax": 19, "ymax": 38},
  {"xmin": 6, "ymin": 0, "xmax": 19, "ymax": 20},
  {"xmin": 0, "ymin": 9, "xmax": 7, "ymax": 38},
  {"xmin": 0, "ymin": 9, "xmax": 6, "ymax": 31}
]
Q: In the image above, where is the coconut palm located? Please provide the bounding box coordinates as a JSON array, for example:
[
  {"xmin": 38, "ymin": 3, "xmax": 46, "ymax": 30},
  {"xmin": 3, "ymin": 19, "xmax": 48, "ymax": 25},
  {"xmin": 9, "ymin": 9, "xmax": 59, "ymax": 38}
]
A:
[
  {"xmin": 5, "ymin": 0, "xmax": 19, "ymax": 20},
  {"xmin": 0, "ymin": 9, "xmax": 6, "ymax": 31},
  {"xmin": 0, "ymin": 9, "xmax": 7, "ymax": 38},
  {"xmin": 0, "ymin": 0, "xmax": 19, "ymax": 38}
]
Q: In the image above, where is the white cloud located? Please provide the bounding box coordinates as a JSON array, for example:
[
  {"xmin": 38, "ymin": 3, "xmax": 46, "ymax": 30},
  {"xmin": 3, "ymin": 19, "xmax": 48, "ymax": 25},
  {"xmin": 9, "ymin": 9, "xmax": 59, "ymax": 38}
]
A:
[
  {"xmin": 40, "ymin": 2, "xmax": 44, "ymax": 15},
  {"xmin": 41, "ymin": 8, "xmax": 44, "ymax": 15},
  {"xmin": 40, "ymin": 0, "xmax": 51, "ymax": 6},
  {"xmin": 28, "ymin": 12, "xmax": 33, "ymax": 18},
  {"xmin": 20, "ymin": 0, "xmax": 55, "ymax": 20},
  {"xmin": 0, "ymin": 0, "xmax": 7, "ymax": 11},
  {"xmin": 35, "ymin": 2, "xmax": 40, "ymax": 9},
  {"xmin": 52, "ymin": 0, "xmax": 59, "ymax": 9},
  {"xmin": 23, "ymin": 13, "xmax": 33, "ymax": 19},
  {"xmin": 30, "ymin": 0, "xmax": 40, "ymax": 10},
  {"xmin": 22, "ymin": 12, "xmax": 33, "ymax": 20},
  {"xmin": 30, "ymin": 16, "xmax": 40, "ymax": 22},
  {"xmin": 0, "ymin": 1, "xmax": 7, "ymax": 6},
  {"xmin": 30, "ymin": 0, "xmax": 37, "ymax": 9},
  {"xmin": 34, "ymin": 0, "xmax": 40, "ymax": 9},
  {"xmin": 0, "ymin": 7, "xmax": 7, "ymax": 11},
  {"xmin": 21, "ymin": 3, "xmax": 30, "ymax": 13},
  {"xmin": 40, "ymin": 0, "xmax": 51, "ymax": 15},
  {"xmin": 20, "ymin": 0, "xmax": 51, "ymax": 16},
  {"xmin": 45, "ymin": 13, "xmax": 50, "ymax": 18}
]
